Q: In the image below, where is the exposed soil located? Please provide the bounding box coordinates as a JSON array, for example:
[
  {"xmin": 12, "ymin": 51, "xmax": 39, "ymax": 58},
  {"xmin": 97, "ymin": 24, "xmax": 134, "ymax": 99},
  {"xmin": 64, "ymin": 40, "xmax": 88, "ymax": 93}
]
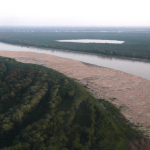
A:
[{"xmin": 0, "ymin": 50, "xmax": 150, "ymax": 150}]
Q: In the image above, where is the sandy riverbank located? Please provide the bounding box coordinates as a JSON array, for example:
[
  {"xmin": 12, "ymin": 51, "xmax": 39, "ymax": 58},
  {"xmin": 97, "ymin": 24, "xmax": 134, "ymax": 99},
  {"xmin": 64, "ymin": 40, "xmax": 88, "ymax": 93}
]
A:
[{"xmin": 1, "ymin": 50, "xmax": 150, "ymax": 136}]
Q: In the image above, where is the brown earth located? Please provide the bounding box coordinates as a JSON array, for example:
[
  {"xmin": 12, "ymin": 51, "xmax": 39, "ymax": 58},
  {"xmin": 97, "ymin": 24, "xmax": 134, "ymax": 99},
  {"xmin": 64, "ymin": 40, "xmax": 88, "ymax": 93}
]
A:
[{"xmin": 0, "ymin": 50, "xmax": 150, "ymax": 150}]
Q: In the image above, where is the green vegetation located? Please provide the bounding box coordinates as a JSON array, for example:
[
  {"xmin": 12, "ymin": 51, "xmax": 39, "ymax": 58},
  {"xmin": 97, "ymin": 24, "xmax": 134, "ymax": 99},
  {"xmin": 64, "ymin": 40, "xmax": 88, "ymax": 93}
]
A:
[
  {"xmin": 0, "ymin": 56, "xmax": 141, "ymax": 150},
  {"xmin": 0, "ymin": 27, "xmax": 150, "ymax": 60}
]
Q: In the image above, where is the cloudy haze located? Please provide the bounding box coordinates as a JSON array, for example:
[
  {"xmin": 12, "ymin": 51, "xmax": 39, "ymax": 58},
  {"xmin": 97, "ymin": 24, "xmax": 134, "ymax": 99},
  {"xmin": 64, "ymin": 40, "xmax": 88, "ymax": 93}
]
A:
[{"xmin": 0, "ymin": 0, "xmax": 150, "ymax": 26}]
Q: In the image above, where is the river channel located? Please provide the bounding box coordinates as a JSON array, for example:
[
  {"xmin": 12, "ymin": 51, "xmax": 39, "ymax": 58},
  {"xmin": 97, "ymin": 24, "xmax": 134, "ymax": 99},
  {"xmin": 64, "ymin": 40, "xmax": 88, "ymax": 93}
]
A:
[{"xmin": 0, "ymin": 42, "xmax": 150, "ymax": 81}]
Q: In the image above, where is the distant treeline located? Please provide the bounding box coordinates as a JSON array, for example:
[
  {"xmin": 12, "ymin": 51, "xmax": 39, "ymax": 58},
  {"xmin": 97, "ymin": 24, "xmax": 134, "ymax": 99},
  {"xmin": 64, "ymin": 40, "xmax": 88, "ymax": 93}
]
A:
[
  {"xmin": 0, "ymin": 27, "xmax": 150, "ymax": 60},
  {"xmin": 0, "ymin": 57, "xmax": 141, "ymax": 150}
]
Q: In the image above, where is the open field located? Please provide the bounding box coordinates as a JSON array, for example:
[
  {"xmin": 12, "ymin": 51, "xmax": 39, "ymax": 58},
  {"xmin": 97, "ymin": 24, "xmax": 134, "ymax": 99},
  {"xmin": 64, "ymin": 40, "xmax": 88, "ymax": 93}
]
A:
[{"xmin": 0, "ymin": 50, "xmax": 150, "ymax": 138}]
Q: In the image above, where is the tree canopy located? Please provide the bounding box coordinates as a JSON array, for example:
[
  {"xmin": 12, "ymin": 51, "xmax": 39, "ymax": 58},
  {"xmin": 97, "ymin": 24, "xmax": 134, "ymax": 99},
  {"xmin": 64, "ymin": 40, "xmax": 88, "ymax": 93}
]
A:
[{"xmin": 0, "ymin": 56, "xmax": 141, "ymax": 150}]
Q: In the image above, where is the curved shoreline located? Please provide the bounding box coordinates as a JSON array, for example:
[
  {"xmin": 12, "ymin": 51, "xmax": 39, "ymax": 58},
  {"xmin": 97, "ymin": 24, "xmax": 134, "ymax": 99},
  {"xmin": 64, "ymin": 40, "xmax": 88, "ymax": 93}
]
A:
[{"xmin": 0, "ymin": 50, "xmax": 150, "ymax": 136}]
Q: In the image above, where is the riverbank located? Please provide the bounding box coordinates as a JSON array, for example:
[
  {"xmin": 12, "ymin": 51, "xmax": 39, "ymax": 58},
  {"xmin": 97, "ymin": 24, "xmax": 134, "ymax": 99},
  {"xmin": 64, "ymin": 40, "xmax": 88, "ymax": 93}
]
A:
[
  {"xmin": 1, "ymin": 41, "xmax": 150, "ymax": 63},
  {"xmin": 0, "ymin": 50, "xmax": 150, "ymax": 137},
  {"xmin": 1, "ymin": 42, "xmax": 150, "ymax": 81}
]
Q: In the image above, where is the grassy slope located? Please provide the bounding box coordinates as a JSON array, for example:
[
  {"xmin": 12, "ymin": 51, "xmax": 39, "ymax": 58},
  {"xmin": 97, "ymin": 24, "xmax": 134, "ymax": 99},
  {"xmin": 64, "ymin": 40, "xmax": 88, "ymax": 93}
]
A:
[{"xmin": 0, "ymin": 57, "xmax": 142, "ymax": 150}]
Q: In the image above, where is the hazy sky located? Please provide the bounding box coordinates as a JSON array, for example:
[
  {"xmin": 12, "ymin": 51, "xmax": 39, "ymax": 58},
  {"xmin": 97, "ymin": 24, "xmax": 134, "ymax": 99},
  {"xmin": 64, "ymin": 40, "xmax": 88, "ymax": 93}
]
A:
[{"xmin": 0, "ymin": 0, "xmax": 150, "ymax": 26}]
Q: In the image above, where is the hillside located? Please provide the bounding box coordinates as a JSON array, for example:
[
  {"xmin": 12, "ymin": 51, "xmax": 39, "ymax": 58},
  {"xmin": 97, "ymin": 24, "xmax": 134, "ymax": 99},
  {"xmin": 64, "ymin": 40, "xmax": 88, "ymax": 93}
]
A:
[{"xmin": 0, "ymin": 56, "xmax": 142, "ymax": 150}]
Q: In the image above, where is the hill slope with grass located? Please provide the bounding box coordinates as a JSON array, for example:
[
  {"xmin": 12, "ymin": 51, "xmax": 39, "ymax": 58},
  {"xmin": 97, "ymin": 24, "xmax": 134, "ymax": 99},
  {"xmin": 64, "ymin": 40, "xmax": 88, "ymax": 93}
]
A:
[{"xmin": 0, "ymin": 56, "xmax": 141, "ymax": 150}]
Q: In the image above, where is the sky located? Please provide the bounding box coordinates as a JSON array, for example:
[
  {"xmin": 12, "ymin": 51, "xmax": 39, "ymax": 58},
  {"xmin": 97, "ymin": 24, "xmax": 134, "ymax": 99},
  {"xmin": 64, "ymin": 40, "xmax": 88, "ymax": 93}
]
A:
[{"xmin": 0, "ymin": 0, "xmax": 150, "ymax": 26}]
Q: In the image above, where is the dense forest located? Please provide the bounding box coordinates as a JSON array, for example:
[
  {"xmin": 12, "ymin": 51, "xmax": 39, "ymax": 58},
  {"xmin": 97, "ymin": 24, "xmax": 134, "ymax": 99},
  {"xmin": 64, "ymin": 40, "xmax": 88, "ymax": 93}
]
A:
[
  {"xmin": 0, "ymin": 27, "xmax": 150, "ymax": 60},
  {"xmin": 0, "ymin": 56, "xmax": 142, "ymax": 150}
]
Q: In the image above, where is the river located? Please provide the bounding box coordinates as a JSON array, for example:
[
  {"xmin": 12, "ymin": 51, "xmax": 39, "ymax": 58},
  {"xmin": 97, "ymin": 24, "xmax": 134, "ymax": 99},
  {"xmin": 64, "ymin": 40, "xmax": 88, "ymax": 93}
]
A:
[{"xmin": 0, "ymin": 42, "xmax": 150, "ymax": 81}]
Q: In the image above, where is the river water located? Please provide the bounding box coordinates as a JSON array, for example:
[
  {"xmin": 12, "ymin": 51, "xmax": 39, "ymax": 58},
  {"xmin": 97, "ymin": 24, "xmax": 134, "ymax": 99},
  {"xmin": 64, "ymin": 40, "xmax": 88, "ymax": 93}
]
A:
[{"xmin": 0, "ymin": 42, "xmax": 150, "ymax": 81}]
